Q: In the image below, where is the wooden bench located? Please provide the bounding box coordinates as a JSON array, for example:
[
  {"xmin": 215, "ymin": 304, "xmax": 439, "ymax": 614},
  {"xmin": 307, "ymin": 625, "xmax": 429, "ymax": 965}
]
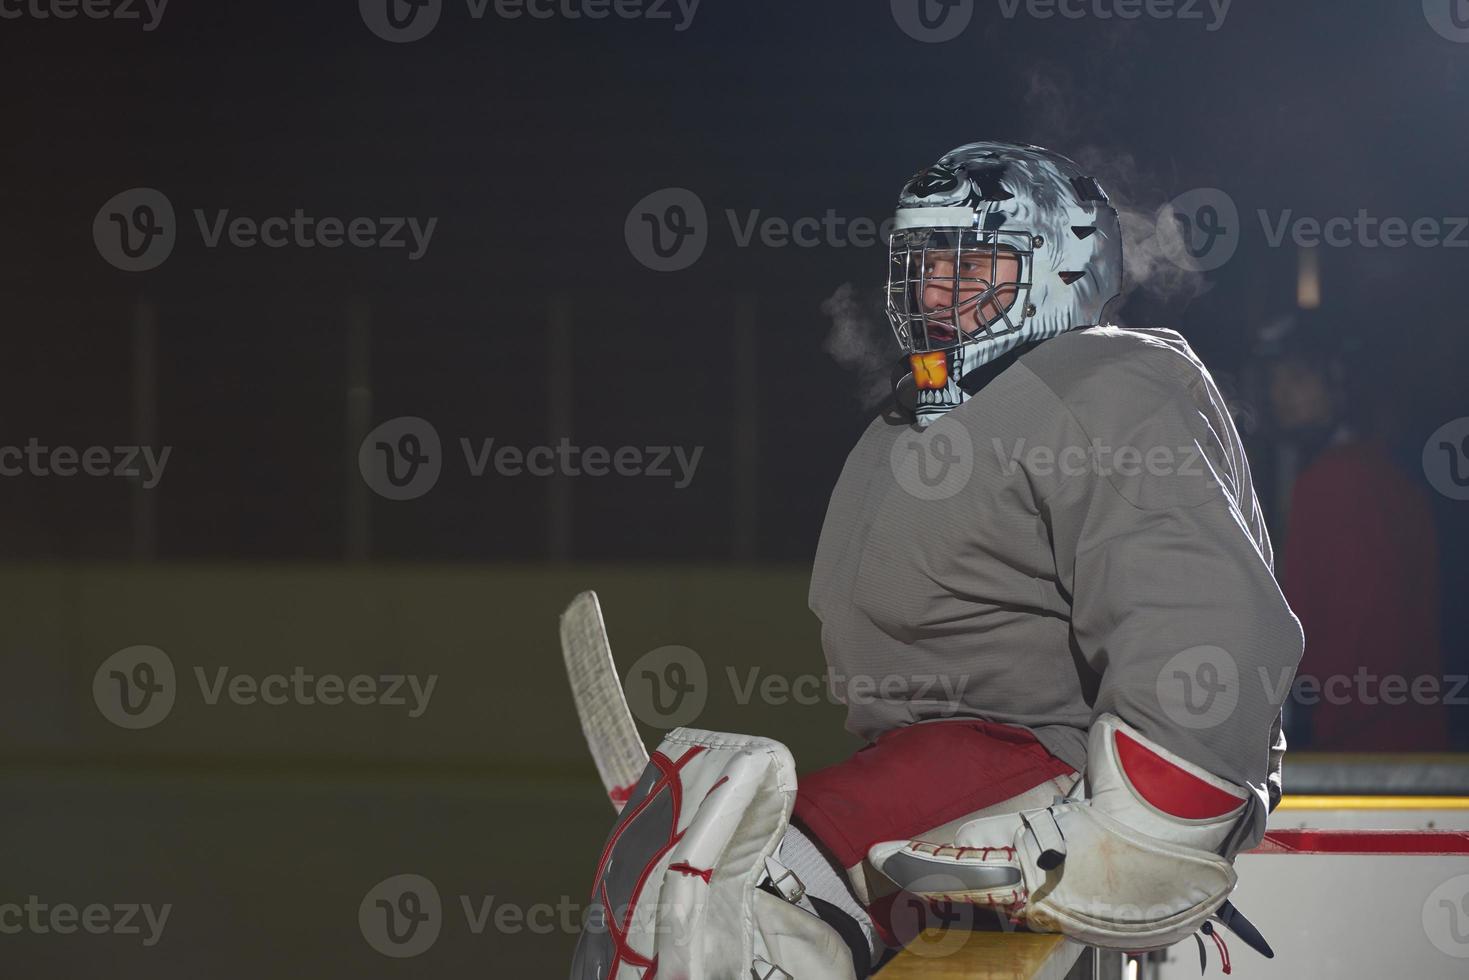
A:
[{"xmin": 879, "ymin": 930, "xmax": 1108, "ymax": 979}]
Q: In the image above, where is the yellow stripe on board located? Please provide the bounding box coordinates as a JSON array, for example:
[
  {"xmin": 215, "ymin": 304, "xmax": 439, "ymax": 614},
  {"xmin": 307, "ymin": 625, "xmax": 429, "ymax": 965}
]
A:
[
  {"xmin": 1277, "ymin": 796, "xmax": 1469, "ymax": 810},
  {"xmin": 880, "ymin": 931, "xmax": 1083, "ymax": 980}
]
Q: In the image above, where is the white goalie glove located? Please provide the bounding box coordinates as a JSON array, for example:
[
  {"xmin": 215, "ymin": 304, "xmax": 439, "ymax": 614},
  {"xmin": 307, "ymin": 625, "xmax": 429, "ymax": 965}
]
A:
[
  {"xmin": 571, "ymin": 728, "xmax": 863, "ymax": 980},
  {"xmin": 869, "ymin": 714, "xmax": 1252, "ymax": 951}
]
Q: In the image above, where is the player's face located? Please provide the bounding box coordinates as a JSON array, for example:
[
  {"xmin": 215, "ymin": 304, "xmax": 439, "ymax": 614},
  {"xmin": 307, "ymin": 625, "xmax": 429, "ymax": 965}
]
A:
[{"xmin": 914, "ymin": 247, "xmax": 1022, "ymax": 344}]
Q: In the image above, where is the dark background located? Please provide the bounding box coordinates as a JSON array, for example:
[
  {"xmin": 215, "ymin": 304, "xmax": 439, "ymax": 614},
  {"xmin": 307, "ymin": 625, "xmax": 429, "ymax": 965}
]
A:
[
  {"xmin": 2, "ymin": 2, "xmax": 1467, "ymax": 976},
  {"xmin": 4, "ymin": 1, "xmax": 1465, "ymax": 561}
]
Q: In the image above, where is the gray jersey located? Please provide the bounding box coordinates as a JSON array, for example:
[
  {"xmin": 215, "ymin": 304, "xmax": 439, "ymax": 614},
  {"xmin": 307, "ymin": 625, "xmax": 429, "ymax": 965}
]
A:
[{"xmin": 810, "ymin": 325, "xmax": 1303, "ymax": 847}]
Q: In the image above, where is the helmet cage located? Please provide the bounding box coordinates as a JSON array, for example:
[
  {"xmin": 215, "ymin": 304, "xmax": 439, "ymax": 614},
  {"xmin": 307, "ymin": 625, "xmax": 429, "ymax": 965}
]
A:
[{"xmin": 886, "ymin": 227, "xmax": 1035, "ymax": 355}]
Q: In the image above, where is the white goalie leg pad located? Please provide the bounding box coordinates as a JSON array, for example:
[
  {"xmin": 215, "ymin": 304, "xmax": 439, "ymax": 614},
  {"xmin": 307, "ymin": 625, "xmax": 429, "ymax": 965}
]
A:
[
  {"xmin": 571, "ymin": 727, "xmax": 857, "ymax": 980},
  {"xmin": 1015, "ymin": 711, "xmax": 1247, "ymax": 949},
  {"xmin": 869, "ymin": 714, "xmax": 1248, "ymax": 951}
]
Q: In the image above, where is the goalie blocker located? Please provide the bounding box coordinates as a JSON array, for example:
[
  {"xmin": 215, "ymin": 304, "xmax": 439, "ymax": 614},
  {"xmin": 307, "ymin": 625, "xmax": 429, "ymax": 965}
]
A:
[
  {"xmin": 870, "ymin": 713, "xmax": 1256, "ymax": 951},
  {"xmin": 572, "ymin": 728, "xmax": 866, "ymax": 980}
]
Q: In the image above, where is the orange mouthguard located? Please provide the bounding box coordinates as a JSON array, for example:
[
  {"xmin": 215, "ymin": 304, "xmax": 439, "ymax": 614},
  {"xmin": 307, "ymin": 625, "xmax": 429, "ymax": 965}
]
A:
[{"xmin": 910, "ymin": 352, "xmax": 949, "ymax": 390}]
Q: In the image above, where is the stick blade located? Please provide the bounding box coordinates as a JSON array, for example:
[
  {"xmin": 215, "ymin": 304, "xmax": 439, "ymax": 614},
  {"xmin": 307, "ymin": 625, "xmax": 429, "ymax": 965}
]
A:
[{"xmin": 560, "ymin": 591, "xmax": 649, "ymax": 812}]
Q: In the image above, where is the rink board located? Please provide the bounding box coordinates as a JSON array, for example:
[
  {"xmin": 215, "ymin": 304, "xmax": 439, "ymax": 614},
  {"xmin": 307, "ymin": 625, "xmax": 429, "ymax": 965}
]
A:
[
  {"xmin": 878, "ymin": 808, "xmax": 1469, "ymax": 979},
  {"xmin": 1152, "ymin": 820, "xmax": 1469, "ymax": 979}
]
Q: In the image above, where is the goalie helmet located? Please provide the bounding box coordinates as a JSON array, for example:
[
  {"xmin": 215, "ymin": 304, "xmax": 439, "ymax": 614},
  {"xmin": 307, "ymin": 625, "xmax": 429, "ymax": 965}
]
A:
[{"xmin": 886, "ymin": 141, "xmax": 1124, "ymax": 422}]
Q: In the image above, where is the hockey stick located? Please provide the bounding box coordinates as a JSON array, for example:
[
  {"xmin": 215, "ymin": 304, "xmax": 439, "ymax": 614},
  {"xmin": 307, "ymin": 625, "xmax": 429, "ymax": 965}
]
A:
[{"xmin": 560, "ymin": 590, "xmax": 650, "ymax": 813}]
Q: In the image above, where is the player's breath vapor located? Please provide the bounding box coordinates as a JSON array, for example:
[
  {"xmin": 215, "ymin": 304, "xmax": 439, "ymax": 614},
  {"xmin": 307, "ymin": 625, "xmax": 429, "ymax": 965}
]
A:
[
  {"xmin": 1076, "ymin": 145, "xmax": 1211, "ymax": 308},
  {"xmin": 1018, "ymin": 62, "xmax": 1210, "ymax": 306},
  {"xmin": 821, "ymin": 283, "xmax": 894, "ymax": 410}
]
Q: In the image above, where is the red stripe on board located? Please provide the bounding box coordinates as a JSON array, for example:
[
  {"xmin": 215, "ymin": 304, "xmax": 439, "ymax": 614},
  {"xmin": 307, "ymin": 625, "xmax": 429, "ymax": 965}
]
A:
[{"xmin": 1252, "ymin": 829, "xmax": 1469, "ymax": 855}]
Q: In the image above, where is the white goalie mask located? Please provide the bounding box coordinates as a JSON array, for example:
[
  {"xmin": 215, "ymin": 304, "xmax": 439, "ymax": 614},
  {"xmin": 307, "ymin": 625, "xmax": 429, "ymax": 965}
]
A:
[{"xmin": 886, "ymin": 141, "xmax": 1123, "ymax": 422}]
